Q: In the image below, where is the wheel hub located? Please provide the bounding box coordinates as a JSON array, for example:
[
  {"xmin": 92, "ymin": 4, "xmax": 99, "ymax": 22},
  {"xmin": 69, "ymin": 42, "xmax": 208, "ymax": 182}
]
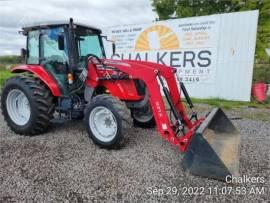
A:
[
  {"xmin": 89, "ymin": 106, "xmax": 117, "ymax": 141},
  {"xmin": 104, "ymin": 117, "xmax": 113, "ymax": 127}
]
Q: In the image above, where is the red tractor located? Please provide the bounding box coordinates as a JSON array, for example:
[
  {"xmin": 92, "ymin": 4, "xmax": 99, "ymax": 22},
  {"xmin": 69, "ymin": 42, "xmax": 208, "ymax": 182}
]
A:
[{"xmin": 1, "ymin": 19, "xmax": 240, "ymax": 180}]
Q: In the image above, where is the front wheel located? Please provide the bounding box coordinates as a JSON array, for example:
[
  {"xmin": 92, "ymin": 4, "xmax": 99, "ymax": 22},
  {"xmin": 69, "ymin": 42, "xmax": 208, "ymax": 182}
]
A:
[{"xmin": 84, "ymin": 94, "xmax": 131, "ymax": 149}]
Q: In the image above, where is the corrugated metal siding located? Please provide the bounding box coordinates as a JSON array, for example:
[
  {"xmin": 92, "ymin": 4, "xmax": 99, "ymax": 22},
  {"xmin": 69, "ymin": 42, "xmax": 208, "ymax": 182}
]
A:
[{"xmin": 185, "ymin": 11, "xmax": 258, "ymax": 101}]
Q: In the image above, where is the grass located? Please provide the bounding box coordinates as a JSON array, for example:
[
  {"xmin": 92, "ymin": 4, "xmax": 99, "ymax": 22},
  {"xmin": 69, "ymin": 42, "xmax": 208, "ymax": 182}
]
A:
[
  {"xmin": 0, "ymin": 68, "xmax": 13, "ymax": 88},
  {"xmin": 183, "ymin": 97, "xmax": 270, "ymax": 109},
  {"xmin": 181, "ymin": 98, "xmax": 270, "ymax": 121},
  {"xmin": 164, "ymin": 96, "xmax": 269, "ymax": 116}
]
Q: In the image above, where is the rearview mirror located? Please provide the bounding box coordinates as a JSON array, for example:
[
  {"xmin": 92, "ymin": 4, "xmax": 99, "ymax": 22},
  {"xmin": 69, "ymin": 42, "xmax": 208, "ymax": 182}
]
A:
[
  {"xmin": 20, "ymin": 48, "xmax": 27, "ymax": 64},
  {"xmin": 101, "ymin": 35, "xmax": 116, "ymax": 55},
  {"xmin": 58, "ymin": 35, "xmax": 65, "ymax": 50},
  {"xmin": 112, "ymin": 43, "xmax": 116, "ymax": 55}
]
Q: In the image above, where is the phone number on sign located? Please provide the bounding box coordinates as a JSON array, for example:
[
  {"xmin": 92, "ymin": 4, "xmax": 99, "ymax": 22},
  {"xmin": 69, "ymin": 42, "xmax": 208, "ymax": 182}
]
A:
[
  {"xmin": 178, "ymin": 77, "xmax": 200, "ymax": 83},
  {"xmin": 147, "ymin": 186, "xmax": 267, "ymax": 196}
]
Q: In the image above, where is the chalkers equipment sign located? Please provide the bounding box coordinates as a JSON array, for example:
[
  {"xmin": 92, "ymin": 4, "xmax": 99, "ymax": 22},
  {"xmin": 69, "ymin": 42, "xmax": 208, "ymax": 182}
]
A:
[
  {"xmin": 105, "ymin": 11, "xmax": 259, "ymax": 101},
  {"xmin": 107, "ymin": 16, "xmax": 219, "ymax": 84}
]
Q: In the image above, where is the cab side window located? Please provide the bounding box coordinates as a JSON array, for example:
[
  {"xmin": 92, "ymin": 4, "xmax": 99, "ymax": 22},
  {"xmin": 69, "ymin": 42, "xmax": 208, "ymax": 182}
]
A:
[
  {"xmin": 27, "ymin": 30, "xmax": 39, "ymax": 64},
  {"xmin": 41, "ymin": 27, "xmax": 68, "ymax": 63}
]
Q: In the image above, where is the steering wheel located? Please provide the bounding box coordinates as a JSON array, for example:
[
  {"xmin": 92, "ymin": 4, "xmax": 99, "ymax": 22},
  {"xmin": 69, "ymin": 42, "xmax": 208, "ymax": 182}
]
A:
[
  {"xmin": 85, "ymin": 54, "xmax": 104, "ymax": 66},
  {"xmin": 40, "ymin": 55, "xmax": 66, "ymax": 64}
]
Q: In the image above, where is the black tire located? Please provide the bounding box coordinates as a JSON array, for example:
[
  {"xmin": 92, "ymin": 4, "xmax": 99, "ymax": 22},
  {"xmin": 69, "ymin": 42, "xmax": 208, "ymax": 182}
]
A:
[
  {"xmin": 84, "ymin": 94, "xmax": 131, "ymax": 149},
  {"xmin": 1, "ymin": 75, "xmax": 55, "ymax": 135},
  {"xmin": 132, "ymin": 104, "xmax": 156, "ymax": 128}
]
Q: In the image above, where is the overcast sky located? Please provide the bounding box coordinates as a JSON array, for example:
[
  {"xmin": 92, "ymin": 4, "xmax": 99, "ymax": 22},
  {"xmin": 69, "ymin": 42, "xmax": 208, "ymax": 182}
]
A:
[{"xmin": 0, "ymin": 0, "xmax": 157, "ymax": 55}]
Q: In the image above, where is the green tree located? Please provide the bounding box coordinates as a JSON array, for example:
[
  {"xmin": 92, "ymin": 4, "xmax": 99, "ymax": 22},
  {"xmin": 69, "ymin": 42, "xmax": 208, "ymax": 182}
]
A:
[
  {"xmin": 152, "ymin": 0, "xmax": 176, "ymax": 20},
  {"xmin": 255, "ymin": 0, "xmax": 270, "ymax": 62},
  {"xmin": 151, "ymin": 0, "xmax": 270, "ymax": 63}
]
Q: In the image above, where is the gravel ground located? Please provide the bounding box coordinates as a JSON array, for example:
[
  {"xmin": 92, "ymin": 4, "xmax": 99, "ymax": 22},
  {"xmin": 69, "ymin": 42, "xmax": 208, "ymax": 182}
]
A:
[{"xmin": 0, "ymin": 107, "xmax": 269, "ymax": 202}]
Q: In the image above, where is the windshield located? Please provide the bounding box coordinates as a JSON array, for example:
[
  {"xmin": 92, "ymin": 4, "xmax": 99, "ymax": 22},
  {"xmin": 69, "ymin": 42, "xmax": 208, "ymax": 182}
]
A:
[{"xmin": 76, "ymin": 29, "xmax": 104, "ymax": 59}]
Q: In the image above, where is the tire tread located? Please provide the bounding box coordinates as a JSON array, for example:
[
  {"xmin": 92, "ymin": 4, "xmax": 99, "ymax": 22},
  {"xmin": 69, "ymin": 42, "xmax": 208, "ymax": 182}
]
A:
[
  {"xmin": 1, "ymin": 75, "xmax": 55, "ymax": 135},
  {"xmin": 85, "ymin": 94, "xmax": 132, "ymax": 149}
]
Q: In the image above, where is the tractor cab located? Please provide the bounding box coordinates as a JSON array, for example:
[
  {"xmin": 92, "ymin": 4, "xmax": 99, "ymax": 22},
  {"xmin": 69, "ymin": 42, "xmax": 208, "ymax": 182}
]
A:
[{"xmin": 21, "ymin": 19, "xmax": 106, "ymax": 94}]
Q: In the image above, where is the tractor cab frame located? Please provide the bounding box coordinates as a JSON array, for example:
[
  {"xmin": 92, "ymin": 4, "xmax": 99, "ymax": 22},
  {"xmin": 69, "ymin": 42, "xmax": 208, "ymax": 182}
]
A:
[{"xmin": 21, "ymin": 19, "xmax": 106, "ymax": 95}]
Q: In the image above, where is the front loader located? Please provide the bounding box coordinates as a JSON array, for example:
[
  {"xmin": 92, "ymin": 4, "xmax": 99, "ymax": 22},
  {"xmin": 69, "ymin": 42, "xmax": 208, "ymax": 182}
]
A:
[{"xmin": 1, "ymin": 18, "xmax": 240, "ymax": 180}]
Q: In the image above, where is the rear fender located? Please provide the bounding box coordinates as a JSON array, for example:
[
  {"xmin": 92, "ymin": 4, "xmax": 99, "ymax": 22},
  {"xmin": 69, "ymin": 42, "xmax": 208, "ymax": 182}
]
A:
[{"xmin": 11, "ymin": 65, "xmax": 61, "ymax": 96}]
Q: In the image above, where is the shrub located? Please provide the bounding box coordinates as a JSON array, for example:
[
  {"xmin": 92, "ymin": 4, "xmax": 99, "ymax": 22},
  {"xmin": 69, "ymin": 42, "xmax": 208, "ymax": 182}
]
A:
[
  {"xmin": 253, "ymin": 64, "xmax": 270, "ymax": 83},
  {"xmin": 0, "ymin": 55, "xmax": 20, "ymax": 64}
]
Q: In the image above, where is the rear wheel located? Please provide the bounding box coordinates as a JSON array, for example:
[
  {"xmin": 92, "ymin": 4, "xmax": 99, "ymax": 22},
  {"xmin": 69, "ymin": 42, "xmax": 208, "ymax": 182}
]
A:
[
  {"xmin": 132, "ymin": 104, "xmax": 156, "ymax": 128},
  {"xmin": 1, "ymin": 75, "xmax": 55, "ymax": 135},
  {"xmin": 84, "ymin": 94, "xmax": 131, "ymax": 149}
]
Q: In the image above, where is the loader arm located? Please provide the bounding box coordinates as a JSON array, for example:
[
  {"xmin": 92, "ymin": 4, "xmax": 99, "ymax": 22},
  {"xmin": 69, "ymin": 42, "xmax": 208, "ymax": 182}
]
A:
[
  {"xmin": 85, "ymin": 58, "xmax": 240, "ymax": 180},
  {"xmin": 89, "ymin": 59, "xmax": 240, "ymax": 181},
  {"xmin": 100, "ymin": 59, "xmax": 203, "ymax": 152}
]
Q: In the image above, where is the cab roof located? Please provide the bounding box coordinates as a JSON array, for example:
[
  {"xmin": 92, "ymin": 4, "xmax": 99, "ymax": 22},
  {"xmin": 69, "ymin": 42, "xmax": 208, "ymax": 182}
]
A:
[{"xmin": 22, "ymin": 20, "xmax": 102, "ymax": 33}]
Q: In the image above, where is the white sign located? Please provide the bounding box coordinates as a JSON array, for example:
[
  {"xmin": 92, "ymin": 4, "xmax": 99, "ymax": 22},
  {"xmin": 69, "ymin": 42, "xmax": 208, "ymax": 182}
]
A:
[
  {"xmin": 107, "ymin": 16, "xmax": 220, "ymax": 84},
  {"xmin": 104, "ymin": 11, "xmax": 259, "ymax": 101}
]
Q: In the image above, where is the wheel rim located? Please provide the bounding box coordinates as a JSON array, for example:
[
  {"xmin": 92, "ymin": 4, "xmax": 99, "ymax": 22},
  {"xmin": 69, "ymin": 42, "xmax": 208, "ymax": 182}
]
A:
[
  {"xmin": 89, "ymin": 106, "xmax": 117, "ymax": 142},
  {"xmin": 6, "ymin": 89, "xmax": 31, "ymax": 126}
]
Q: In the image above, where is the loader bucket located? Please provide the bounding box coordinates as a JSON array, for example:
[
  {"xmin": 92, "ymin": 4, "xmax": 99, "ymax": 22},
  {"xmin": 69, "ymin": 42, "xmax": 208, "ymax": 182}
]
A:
[{"xmin": 182, "ymin": 108, "xmax": 240, "ymax": 181}]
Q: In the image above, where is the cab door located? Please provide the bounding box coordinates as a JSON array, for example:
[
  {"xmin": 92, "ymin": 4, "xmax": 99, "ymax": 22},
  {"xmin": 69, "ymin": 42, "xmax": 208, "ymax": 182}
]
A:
[{"xmin": 40, "ymin": 27, "xmax": 69, "ymax": 95}]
